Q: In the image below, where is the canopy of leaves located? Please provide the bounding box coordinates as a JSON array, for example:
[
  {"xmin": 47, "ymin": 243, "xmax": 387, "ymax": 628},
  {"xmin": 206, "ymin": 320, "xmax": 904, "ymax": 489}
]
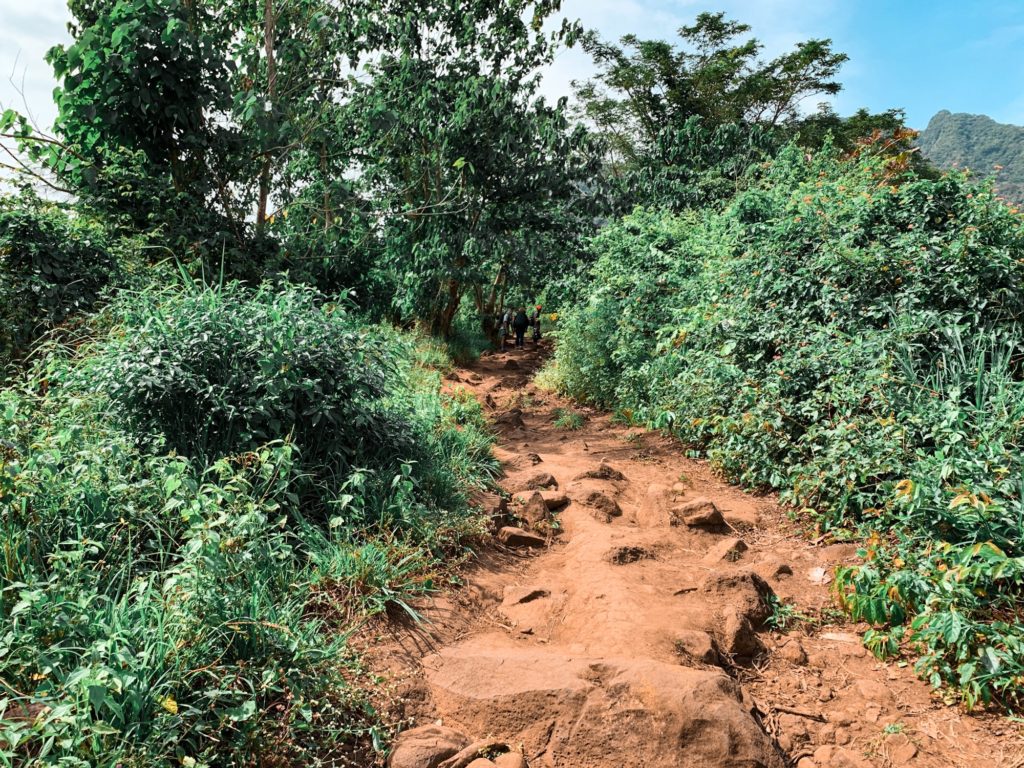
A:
[
  {"xmin": 23, "ymin": 0, "xmax": 603, "ymax": 334},
  {"xmin": 574, "ymin": 12, "xmax": 847, "ymax": 166}
]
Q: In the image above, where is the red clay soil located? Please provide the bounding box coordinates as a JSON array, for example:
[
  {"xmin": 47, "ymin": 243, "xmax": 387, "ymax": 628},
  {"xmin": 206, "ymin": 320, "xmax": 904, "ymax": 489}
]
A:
[{"xmin": 360, "ymin": 341, "xmax": 1024, "ymax": 768}]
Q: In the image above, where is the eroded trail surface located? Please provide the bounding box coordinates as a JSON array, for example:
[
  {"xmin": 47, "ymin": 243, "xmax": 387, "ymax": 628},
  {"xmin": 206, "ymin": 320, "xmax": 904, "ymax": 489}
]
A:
[{"xmin": 368, "ymin": 343, "xmax": 1024, "ymax": 768}]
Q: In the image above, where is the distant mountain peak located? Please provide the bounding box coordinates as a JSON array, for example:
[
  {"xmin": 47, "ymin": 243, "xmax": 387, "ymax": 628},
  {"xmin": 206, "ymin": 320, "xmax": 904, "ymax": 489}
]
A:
[{"xmin": 918, "ymin": 110, "xmax": 1024, "ymax": 203}]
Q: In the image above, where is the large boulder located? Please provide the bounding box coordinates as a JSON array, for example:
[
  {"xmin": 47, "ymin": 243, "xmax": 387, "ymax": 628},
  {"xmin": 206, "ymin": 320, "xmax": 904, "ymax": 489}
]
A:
[{"xmin": 425, "ymin": 639, "xmax": 784, "ymax": 768}]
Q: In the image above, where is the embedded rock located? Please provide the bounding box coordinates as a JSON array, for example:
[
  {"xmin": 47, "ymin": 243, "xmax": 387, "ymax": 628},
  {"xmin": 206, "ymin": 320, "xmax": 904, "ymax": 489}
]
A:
[
  {"xmin": 673, "ymin": 497, "xmax": 727, "ymax": 528},
  {"xmin": 521, "ymin": 472, "xmax": 558, "ymax": 491},
  {"xmin": 574, "ymin": 464, "xmax": 626, "ymax": 482},
  {"xmin": 388, "ymin": 724, "xmax": 471, "ymax": 768},
  {"xmin": 518, "ymin": 491, "xmax": 551, "ymax": 526},
  {"xmin": 674, "ymin": 630, "xmax": 720, "ymax": 665},
  {"xmin": 581, "ymin": 490, "xmax": 622, "ymax": 522},
  {"xmin": 497, "ymin": 527, "xmax": 546, "ymax": 548},
  {"xmin": 703, "ymin": 537, "xmax": 749, "ymax": 563},
  {"xmin": 424, "ymin": 641, "xmax": 784, "ymax": 768},
  {"xmin": 700, "ymin": 571, "xmax": 775, "ymax": 625}
]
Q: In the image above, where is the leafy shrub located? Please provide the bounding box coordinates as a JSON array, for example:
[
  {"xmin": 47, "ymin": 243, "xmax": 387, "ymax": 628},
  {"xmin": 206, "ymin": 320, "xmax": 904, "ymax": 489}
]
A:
[
  {"xmin": 71, "ymin": 282, "xmax": 498, "ymax": 526},
  {"xmin": 0, "ymin": 282, "xmax": 498, "ymax": 764},
  {"xmin": 87, "ymin": 284, "xmax": 398, "ymax": 462},
  {"xmin": 0, "ymin": 190, "xmax": 117, "ymax": 367},
  {"xmin": 551, "ymin": 140, "xmax": 1024, "ymax": 708}
]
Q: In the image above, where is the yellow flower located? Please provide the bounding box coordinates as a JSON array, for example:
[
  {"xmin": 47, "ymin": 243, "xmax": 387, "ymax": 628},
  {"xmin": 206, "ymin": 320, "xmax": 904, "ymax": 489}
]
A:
[{"xmin": 160, "ymin": 696, "xmax": 179, "ymax": 715}]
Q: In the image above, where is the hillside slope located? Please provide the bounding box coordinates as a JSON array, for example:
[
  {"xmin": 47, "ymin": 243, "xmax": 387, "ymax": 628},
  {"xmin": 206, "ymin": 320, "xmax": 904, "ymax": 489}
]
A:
[{"xmin": 918, "ymin": 110, "xmax": 1024, "ymax": 202}]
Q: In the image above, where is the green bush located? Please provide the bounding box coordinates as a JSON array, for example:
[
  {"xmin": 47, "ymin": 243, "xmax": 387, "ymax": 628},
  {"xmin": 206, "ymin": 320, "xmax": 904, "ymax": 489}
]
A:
[
  {"xmin": 87, "ymin": 284, "xmax": 401, "ymax": 474},
  {"xmin": 0, "ymin": 282, "xmax": 498, "ymax": 764},
  {"xmin": 551, "ymin": 141, "xmax": 1024, "ymax": 709},
  {"xmin": 0, "ymin": 190, "xmax": 117, "ymax": 367},
  {"xmin": 72, "ymin": 282, "xmax": 498, "ymax": 524}
]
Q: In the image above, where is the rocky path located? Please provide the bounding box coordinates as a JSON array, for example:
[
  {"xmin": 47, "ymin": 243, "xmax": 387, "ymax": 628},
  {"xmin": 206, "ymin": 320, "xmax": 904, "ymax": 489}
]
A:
[{"xmin": 368, "ymin": 342, "xmax": 1024, "ymax": 768}]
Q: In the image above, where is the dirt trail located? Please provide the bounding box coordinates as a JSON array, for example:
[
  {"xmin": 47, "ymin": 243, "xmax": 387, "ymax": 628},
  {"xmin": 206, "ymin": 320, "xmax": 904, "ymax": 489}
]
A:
[{"xmin": 367, "ymin": 342, "xmax": 1024, "ymax": 768}]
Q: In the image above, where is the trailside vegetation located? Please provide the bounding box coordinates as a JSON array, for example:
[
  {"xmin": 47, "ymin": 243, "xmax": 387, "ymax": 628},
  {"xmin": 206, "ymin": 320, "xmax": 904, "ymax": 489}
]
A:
[
  {"xmin": 0, "ymin": 281, "xmax": 498, "ymax": 764},
  {"xmin": 2, "ymin": 0, "xmax": 1023, "ymax": 760},
  {"xmin": 550, "ymin": 138, "xmax": 1024, "ymax": 709}
]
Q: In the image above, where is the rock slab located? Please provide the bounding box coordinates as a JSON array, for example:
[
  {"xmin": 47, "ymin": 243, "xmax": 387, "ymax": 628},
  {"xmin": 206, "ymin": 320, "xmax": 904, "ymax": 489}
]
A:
[{"xmin": 425, "ymin": 640, "xmax": 784, "ymax": 768}]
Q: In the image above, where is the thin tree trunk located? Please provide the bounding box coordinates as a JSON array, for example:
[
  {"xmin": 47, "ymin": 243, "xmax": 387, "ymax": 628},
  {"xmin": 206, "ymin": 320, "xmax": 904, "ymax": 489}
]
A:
[
  {"xmin": 256, "ymin": 0, "xmax": 277, "ymax": 232},
  {"xmin": 480, "ymin": 263, "xmax": 506, "ymax": 344},
  {"xmin": 434, "ymin": 279, "xmax": 463, "ymax": 338},
  {"xmin": 321, "ymin": 147, "xmax": 333, "ymax": 231}
]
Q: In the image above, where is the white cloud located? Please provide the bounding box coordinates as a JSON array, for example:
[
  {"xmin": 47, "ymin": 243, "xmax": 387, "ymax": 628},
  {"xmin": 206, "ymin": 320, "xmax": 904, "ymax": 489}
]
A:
[{"xmin": 0, "ymin": 0, "xmax": 70, "ymax": 129}]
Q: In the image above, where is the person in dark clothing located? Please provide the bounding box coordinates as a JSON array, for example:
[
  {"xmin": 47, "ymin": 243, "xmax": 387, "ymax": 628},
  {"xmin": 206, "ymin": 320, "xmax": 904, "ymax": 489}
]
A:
[
  {"xmin": 531, "ymin": 305, "xmax": 542, "ymax": 343},
  {"xmin": 512, "ymin": 307, "xmax": 529, "ymax": 348}
]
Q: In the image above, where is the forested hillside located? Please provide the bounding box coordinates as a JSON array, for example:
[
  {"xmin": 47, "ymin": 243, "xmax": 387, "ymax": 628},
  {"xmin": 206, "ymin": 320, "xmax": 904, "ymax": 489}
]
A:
[
  {"xmin": 1, "ymin": 2, "xmax": 1022, "ymax": 765},
  {"xmin": 918, "ymin": 110, "xmax": 1024, "ymax": 202}
]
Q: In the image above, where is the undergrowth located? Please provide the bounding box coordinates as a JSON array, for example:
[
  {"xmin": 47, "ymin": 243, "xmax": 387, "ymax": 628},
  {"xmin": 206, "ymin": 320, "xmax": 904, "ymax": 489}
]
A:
[
  {"xmin": 550, "ymin": 139, "xmax": 1024, "ymax": 710},
  {"xmin": 552, "ymin": 407, "xmax": 586, "ymax": 430},
  {"xmin": 0, "ymin": 281, "xmax": 497, "ymax": 765}
]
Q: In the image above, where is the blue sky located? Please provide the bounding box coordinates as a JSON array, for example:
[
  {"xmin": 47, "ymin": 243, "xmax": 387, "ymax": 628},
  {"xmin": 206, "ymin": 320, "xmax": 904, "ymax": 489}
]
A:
[{"xmin": 2, "ymin": 0, "xmax": 1023, "ymax": 130}]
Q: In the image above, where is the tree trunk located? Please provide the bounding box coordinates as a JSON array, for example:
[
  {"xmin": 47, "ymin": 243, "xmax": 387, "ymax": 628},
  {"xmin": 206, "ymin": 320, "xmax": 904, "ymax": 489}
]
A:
[
  {"xmin": 321, "ymin": 147, "xmax": 333, "ymax": 231},
  {"xmin": 256, "ymin": 0, "xmax": 277, "ymax": 232},
  {"xmin": 434, "ymin": 279, "xmax": 463, "ymax": 338},
  {"xmin": 480, "ymin": 263, "xmax": 506, "ymax": 345}
]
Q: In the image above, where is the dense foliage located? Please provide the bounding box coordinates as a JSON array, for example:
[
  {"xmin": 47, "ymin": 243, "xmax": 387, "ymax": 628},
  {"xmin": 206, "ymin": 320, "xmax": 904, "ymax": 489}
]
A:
[
  {"xmin": 550, "ymin": 141, "xmax": 1024, "ymax": 709},
  {"xmin": 0, "ymin": 0, "xmax": 599, "ymax": 331},
  {"xmin": 0, "ymin": 283, "xmax": 498, "ymax": 764},
  {"xmin": 0, "ymin": 191, "xmax": 119, "ymax": 369},
  {"xmin": 3, "ymin": 0, "xmax": 1022, "ymax": 759},
  {"xmin": 918, "ymin": 109, "xmax": 1024, "ymax": 204}
]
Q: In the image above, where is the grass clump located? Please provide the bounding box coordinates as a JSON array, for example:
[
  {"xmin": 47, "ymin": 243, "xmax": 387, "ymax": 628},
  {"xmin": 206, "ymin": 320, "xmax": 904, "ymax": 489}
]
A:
[
  {"xmin": 551, "ymin": 140, "xmax": 1024, "ymax": 709},
  {"xmin": 552, "ymin": 407, "xmax": 586, "ymax": 430},
  {"xmin": 0, "ymin": 281, "xmax": 497, "ymax": 764}
]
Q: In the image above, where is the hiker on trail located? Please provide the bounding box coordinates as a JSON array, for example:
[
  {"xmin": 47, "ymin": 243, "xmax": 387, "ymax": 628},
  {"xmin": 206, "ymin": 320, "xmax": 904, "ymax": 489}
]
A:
[
  {"xmin": 531, "ymin": 305, "xmax": 542, "ymax": 343},
  {"xmin": 499, "ymin": 307, "xmax": 511, "ymax": 348},
  {"xmin": 512, "ymin": 307, "xmax": 530, "ymax": 348}
]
